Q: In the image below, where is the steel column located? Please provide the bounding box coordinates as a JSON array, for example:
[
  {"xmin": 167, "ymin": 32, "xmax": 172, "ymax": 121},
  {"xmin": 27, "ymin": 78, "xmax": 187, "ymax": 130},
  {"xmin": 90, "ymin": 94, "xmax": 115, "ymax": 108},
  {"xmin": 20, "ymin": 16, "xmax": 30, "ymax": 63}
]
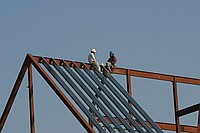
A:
[
  {"xmin": 126, "ymin": 69, "xmax": 133, "ymax": 118},
  {"xmin": 197, "ymin": 108, "xmax": 200, "ymax": 133},
  {"xmin": 28, "ymin": 64, "xmax": 36, "ymax": 133},
  {"xmin": 126, "ymin": 69, "xmax": 132, "ymax": 96},
  {"xmin": 172, "ymin": 78, "xmax": 180, "ymax": 133},
  {"xmin": 0, "ymin": 56, "xmax": 29, "ymax": 132}
]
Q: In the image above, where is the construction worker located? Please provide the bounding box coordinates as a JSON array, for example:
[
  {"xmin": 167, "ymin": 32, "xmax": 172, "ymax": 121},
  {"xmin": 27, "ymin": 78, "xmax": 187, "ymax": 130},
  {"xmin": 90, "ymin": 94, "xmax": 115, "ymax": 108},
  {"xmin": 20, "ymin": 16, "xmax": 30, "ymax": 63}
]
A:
[
  {"xmin": 105, "ymin": 51, "xmax": 117, "ymax": 73},
  {"xmin": 88, "ymin": 48, "xmax": 101, "ymax": 114},
  {"xmin": 88, "ymin": 48, "xmax": 100, "ymax": 71}
]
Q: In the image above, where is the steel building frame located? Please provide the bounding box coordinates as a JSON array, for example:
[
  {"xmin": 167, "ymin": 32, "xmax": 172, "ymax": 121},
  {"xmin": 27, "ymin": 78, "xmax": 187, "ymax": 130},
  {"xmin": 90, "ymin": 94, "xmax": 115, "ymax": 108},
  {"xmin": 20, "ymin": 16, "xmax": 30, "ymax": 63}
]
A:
[{"xmin": 0, "ymin": 53, "xmax": 199, "ymax": 133}]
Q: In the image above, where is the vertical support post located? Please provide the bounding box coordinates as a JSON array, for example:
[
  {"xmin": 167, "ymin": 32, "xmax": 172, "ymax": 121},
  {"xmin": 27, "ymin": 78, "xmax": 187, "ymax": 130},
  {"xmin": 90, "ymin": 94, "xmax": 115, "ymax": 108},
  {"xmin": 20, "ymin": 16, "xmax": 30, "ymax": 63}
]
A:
[
  {"xmin": 126, "ymin": 69, "xmax": 133, "ymax": 124},
  {"xmin": 126, "ymin": 69, "xmax": 132, "ymax": 97},
  {"xmin": 28, "ymin": 64, "xmax": 36, "ymax": 133},
  {"xmin": 197, "ymin": 108, "xmax": 200, "ymax": 133},
  {"xmin": 172, "ymin": 77, "xmax": 180, "ymax": 133}
]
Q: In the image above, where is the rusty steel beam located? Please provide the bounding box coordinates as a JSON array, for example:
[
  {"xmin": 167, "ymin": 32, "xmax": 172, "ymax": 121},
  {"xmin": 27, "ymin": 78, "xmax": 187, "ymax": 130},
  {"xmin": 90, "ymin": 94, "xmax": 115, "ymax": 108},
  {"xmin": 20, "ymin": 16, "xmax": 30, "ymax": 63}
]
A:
[
  {"xmin": 32, "ymin": 55, "xmax": 93, "ymax": 70},
  {"xmin": 31, "ymin": 55, "xmax": 200, "ymax": 86},
  {"xmin": 146, "ymin": 121, "xmax": 197, "ymax": 132},
  {"xmin": 126, "ymin": 69, "xmax": 133, "ymax": 119},
  {"xmin": 28, "ymin": 64, "xmax": 36, "ymax": 133},
  {"xmin": 0, "ymin": 55, "xmax": 29, "ymax": 132},
  {"xmin": 115, "ymin": 68, "xmax": 200, "ymax": 85},
  {"xmin": 27, "ymin": 54, "xmax": 95, "ymax": 133},
  {"xmin": 130, "ymin": 69, "xmax": 174, "ymax": 81},
  {"xmin": 100, "ymin": 116, "xmax": 198, "ymax": 132},
  {"xmin": 155, "ymin": 122, "xmax": 198, "ymax": 133}
]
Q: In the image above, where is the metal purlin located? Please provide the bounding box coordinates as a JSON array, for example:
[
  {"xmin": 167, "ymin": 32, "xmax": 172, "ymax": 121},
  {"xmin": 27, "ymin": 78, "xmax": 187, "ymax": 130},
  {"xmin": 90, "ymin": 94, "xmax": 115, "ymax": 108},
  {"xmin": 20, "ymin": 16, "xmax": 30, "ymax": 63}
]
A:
[
  {"xmin": 102, "ymin": 67, "xmax": 163, "ymax": 133},
  {"xmin": 104, "ymin": 67, "xmax": 163, "ymax": 132},
  {"xmin": 82, "ymin": 64, "xmax": 145, "ymax": 133},
  {"xmin": 94, "ymin": 68, "xmax": 153, "ymax": 132},
  {"xmin": 66, "ymin": 61, "xmax": 136, "ymax": 133},
  {"xmin": 41, "ymin": 58, "xmax": 108, "ymax": 133},
  {"xmin": 94, "ymin": 68, "xmax": 163, "ymax": 133},
  {"xmin": 59, "ymin": 60, "xmax": 128, "ymax": 132},
  {"xmin": 51, "ymin": 59, "xmax": 118, "ymax": 132}
]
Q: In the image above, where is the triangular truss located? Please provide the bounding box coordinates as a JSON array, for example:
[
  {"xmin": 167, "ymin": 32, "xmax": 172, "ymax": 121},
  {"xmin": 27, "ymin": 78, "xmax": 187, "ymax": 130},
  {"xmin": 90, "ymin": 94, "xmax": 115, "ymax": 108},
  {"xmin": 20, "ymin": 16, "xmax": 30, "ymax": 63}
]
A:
[{"xmin": 0, "ymin": 54, "xmax": 199, "ymax": 133}]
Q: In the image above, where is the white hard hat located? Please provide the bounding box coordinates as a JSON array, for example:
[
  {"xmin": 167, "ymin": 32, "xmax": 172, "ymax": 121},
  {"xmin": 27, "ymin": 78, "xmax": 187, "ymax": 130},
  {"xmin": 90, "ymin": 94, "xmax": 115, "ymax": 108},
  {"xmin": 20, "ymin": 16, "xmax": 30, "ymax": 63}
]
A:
[{"xmin": 91, "ymin": 48, "xmax": 96, "ymax": 53}]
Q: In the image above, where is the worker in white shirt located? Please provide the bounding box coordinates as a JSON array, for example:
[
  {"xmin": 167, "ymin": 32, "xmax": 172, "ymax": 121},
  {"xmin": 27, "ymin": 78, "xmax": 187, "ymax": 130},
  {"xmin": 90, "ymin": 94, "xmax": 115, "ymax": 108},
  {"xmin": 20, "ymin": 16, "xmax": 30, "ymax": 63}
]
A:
[
  {"xmin": 88, "ymin": 48, "xmax": 100, "ymax": 71},
  {"xmin": 88, "ymin": 48, "xmax": 101, "ymax": 113}
]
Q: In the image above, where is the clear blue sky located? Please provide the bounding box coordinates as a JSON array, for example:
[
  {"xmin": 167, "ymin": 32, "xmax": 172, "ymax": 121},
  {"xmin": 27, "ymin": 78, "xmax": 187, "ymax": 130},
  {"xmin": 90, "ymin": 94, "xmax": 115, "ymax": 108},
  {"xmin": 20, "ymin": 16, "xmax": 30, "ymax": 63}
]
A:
[{"xmin": 0, "ymin": 1, "xmax": 200, "ymax": 133}]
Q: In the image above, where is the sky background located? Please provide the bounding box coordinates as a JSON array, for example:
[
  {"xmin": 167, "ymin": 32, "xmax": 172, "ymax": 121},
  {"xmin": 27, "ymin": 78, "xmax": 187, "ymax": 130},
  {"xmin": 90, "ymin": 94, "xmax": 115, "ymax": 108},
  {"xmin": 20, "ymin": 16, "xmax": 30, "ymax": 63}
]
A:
[{"xmin": 0, "ymin": 1, "xmax": 200, "ymax": 133}]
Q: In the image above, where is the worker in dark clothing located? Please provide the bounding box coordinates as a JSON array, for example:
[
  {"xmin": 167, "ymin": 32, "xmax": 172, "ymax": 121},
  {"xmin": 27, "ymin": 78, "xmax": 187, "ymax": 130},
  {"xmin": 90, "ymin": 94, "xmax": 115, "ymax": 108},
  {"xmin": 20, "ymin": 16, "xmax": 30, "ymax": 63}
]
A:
[{"xmin": 105, "ymin": 51, "xmax": 117, "ymax": 73}]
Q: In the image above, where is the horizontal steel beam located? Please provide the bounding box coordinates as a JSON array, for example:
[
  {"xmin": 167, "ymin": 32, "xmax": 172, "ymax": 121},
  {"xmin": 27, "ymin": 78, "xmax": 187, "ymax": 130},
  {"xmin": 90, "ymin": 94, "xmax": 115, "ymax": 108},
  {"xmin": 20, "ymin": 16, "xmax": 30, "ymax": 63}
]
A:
[
  {"xmin": 31, "ymin": 54, "xmax": 200, "ymax": 86},
  {"xmin": 101, "ymin": 116, "xmax": 198, "ymax": 133},
  {"xmin": 156, "ymin": 122, "xmax": 197, "ymax": 133}
]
